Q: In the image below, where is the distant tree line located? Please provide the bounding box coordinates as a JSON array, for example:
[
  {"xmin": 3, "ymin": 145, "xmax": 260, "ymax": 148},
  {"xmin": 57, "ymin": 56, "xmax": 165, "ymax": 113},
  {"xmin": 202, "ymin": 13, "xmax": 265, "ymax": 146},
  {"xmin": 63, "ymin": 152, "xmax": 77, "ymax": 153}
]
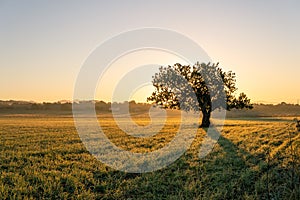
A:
[
  {"xmin": 0, "ymin": 100, "xmax": 299, "ymax": 117},
  {"xmin": 226, "ymin": 102, "xmax": 300, "ymax": 117},
  {"xmin": 0, "ymin": 100, "xmax": 151, "ymax": 113}
]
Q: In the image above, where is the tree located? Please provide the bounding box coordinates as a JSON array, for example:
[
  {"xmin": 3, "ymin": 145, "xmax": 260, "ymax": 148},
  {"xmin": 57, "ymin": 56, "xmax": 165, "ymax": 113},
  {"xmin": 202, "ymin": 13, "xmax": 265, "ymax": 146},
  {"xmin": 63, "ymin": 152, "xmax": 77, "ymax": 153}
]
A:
[{"xmin": 147, "ymin": 62, "xmax": 253, "ymax": 127}]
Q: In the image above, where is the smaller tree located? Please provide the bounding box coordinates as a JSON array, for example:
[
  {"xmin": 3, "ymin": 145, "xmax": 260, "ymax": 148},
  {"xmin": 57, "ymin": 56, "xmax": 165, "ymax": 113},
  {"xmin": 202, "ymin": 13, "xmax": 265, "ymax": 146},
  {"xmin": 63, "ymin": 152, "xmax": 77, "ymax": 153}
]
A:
[{"xmin": 147, "ymin": 62, "xmax": 253, "ymax": 127}]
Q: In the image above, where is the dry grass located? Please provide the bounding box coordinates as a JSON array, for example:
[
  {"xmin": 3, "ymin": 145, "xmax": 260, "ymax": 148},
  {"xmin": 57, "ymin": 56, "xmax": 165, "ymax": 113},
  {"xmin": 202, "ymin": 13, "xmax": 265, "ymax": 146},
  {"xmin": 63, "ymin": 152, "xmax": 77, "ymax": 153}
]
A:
[{"xmin": 0, "ymin": 114, "xmax": 299, "ymax": 199}]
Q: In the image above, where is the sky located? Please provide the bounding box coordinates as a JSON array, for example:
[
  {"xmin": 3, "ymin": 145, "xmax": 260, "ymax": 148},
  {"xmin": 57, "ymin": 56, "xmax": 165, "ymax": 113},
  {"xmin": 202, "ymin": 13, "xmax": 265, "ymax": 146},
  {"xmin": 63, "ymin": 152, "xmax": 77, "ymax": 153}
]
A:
[{"xmin": 1, "ymin": 0, "xmax": 299, "ymax": 104}]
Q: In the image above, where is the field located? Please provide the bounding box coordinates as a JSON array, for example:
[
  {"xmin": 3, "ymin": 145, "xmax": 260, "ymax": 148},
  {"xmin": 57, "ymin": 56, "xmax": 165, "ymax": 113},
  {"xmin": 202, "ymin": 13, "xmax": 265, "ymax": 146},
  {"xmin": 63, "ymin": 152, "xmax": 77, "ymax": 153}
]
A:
[{"xmin": 0, "ymin": 113, "xmax": 299, "ymax": 199}]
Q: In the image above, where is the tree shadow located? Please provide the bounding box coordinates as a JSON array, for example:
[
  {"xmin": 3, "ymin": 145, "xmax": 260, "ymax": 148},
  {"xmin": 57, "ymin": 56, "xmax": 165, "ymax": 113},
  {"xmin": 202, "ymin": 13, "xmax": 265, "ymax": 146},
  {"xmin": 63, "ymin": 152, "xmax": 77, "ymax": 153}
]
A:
[
  {"xmin": 91, "ymin": 132, "xmax": 299, "ymax": 199},
  {"xmin": 202, "ymin": 135, "xmax": 300, "ymax": 199}
]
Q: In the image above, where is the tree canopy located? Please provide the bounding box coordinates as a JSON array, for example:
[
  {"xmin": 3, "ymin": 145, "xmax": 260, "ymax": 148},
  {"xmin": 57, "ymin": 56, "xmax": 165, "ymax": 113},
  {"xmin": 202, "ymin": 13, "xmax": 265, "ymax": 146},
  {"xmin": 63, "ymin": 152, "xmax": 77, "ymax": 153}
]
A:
[{"xmin": 147, "ymin": 62, "xmax": 253, "ymax": 127}]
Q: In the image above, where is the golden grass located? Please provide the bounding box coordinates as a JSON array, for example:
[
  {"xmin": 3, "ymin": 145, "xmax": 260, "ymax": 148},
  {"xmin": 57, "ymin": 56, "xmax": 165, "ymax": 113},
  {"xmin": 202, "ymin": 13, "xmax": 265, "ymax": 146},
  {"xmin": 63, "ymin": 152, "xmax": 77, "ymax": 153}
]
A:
[{"xmin": 0, "ymin": 114, "xmax": 299, "ymax": 199}]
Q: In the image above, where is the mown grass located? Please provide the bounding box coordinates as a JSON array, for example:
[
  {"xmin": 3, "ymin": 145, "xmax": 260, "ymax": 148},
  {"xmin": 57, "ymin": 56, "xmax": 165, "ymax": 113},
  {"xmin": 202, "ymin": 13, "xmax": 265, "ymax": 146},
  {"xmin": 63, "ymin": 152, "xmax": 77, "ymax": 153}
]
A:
[{"xmin": 0, "ymin": 114, "xmax": 299, "ymax": 199}]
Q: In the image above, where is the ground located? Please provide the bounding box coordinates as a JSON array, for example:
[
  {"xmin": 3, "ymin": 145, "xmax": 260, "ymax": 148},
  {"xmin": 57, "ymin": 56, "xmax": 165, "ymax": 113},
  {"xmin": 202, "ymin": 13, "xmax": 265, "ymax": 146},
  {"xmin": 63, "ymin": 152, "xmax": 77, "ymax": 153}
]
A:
[{"xmin": 0, "ymin": 113, "xmax": 299, "ymax": 199}]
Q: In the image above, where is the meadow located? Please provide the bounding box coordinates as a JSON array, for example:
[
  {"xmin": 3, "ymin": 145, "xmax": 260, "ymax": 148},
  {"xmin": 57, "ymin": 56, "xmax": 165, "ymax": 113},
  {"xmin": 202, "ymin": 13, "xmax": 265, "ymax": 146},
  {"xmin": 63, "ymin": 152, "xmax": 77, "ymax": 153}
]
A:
[{"xmin": 0, "ymin": 113, "xmax": 299, "ymax": 199}]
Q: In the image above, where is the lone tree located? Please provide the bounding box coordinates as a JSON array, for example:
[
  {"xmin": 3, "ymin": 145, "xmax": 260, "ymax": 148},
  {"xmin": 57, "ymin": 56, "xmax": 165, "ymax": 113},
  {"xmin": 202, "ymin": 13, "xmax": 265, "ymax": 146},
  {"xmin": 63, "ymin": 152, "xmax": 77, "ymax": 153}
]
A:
[{"xmin": 147, "ymin": 62, "xmax": 253, "ymax": 127}]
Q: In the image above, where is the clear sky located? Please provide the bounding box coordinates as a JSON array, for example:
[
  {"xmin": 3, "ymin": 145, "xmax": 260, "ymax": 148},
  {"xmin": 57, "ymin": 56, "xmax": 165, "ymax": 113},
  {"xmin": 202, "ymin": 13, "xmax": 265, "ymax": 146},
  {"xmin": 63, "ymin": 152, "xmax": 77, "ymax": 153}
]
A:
[{"xmin": 1, "ymin": 0, "xmax": 299, "ymax": 104}]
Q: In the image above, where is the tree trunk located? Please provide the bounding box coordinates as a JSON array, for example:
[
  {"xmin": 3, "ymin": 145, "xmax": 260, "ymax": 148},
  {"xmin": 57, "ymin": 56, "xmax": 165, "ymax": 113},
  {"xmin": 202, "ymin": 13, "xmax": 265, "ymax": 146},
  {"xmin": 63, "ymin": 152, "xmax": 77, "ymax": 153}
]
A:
[
  {"xmin": 200, "ymin": 110, "xmax": 211, "ymax": 128},
  {"xmin": 199, "ymin": 94, "xmax": 212, "ymax": 128}
]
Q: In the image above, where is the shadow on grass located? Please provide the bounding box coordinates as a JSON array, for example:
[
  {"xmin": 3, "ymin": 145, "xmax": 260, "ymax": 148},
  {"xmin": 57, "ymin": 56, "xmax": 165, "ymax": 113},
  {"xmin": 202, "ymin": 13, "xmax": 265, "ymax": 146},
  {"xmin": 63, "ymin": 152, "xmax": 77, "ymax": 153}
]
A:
[{"xmin": 92, "ymin": 134, "xmax": 300, "ymax": 200}]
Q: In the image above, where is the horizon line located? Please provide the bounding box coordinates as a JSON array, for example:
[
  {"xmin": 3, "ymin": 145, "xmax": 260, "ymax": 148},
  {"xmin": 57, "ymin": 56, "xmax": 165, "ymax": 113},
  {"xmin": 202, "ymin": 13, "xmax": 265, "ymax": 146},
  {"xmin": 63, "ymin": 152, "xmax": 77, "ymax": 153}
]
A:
[{"xmin": 0, "ymin": 99, "xmax": 299, "ymax": 106}]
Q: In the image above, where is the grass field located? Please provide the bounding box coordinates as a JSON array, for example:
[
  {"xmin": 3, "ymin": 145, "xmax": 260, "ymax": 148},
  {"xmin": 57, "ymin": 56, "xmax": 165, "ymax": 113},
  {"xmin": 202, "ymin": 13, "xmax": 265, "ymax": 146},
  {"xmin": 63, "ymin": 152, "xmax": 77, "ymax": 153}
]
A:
[{"xmin": 0, "ymin": 114, "xmax": 299, "ymax": 199}]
